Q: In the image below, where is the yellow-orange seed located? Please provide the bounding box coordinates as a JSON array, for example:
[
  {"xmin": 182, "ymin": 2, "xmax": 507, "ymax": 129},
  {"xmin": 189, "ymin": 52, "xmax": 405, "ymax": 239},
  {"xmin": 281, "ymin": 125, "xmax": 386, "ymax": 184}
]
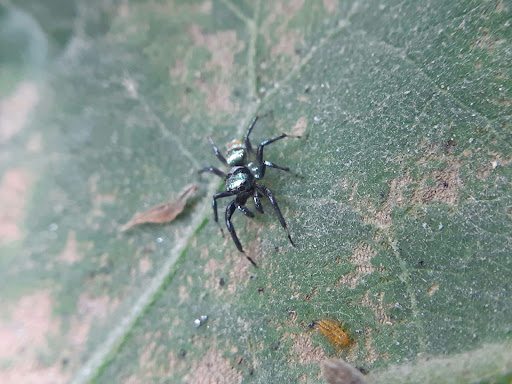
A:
[{"xmin": 314, "ymin": 320, "xmax": 352, "ymax": 349}]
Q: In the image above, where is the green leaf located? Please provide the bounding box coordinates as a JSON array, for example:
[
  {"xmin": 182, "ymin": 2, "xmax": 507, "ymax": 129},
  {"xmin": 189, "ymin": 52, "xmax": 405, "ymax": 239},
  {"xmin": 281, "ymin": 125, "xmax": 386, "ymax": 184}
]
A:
[{"xmin": 1, "ymin": 0, "xmax": 511, "ymax": 383}]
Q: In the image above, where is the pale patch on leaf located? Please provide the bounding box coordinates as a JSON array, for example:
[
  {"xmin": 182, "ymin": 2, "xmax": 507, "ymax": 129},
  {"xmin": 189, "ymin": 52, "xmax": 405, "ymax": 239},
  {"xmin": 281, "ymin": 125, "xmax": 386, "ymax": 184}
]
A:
[
  {"xmin": 138, "ymin": 257, "xmax": 152, "ymax": 275},
  {"xmin": 288, "ymin": 332, "xmax": 326, "ymax": 364},
  {"xmin": 322, "ymin": 0, "xmax": 338, "ymax": 14},
  {"xmin": 0, "ymin": 169, "xmax": 31, "ymax": 242},
  {"xmin": 184, "ymin": 346, "xmax": 243, "ymax": 384},
  {"xmin": 0, "ymin": 290, "xmax": 68, "ymax": 384},
  {"xmin": 77, "ymin": 293, "xmax": 120, "ymax": 320},
  {"xmin": 120, "ymin": 184, "xmax": 198, "ymax": 232},
  {"xmin": 0, "ymin": 82, "xmax": 39, "ymax": 143},
  {"xmin": 292, "ymin": 116, "xmax": 308, "ymax": 136},
  {"xmin": 58, "ymin": 231, "xmax": 83, "ymax": 264}
]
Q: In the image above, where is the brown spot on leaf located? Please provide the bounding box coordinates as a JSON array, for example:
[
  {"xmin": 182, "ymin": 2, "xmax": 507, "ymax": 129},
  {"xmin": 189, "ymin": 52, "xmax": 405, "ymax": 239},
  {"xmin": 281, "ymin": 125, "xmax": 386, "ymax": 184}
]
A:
[
  {"xmin": 414, "ymin": 164, "xmax": 461, "ymax": 206},
  {"xmin": 304, "ymin": 286, "xmax": 318, "ymax": 301},
  {"xmin": 197, "ymin": 81, "xmax": 238, "ymax": 113},
  {"xmin": 292, "ymin": 116, "xmax": 308, "ymax": 136},
  {"xmin": 69, "ymin": 317, "xmax": 90, "ymax": 347},
  {"xmin": 337, "ymin": 244, "xmax": 379, "ymax": 289},
  {"xmin": 77, "ymin": 293, "xmax": 119, "ymax": 320},
  {"xmin": 188, "ymin": 25, "xmax": 244, "ymax": 113},
  {"xmin": 197, "ymin": 0, "xmax": 212, "ymax": 13},
  {"xmin": 364, "ymin": 172, "xmax": 412, "ymax": 230},
  {"xmin": 121, "ymin": 184, "xmax": 197, "ymax": 231},
  {"xmin": 139, "ymin": 340, "xmax": 157, "ymax": 369},
  {"xmin": 184, "ymin": 346, "xmax": 243, "ymax": 384},
  {"xmin": 0, "ymin": 169, "xmax": 31, "ymax": 242},
  {"xmin": 0, "ymin": 291, "xmax": 55, "ymax": 359},
  {"xmin": 178, "ymin": 285, "xmax": 189, "ymax": 305},
  {"xmin": 274, "ymin": 0, "xmax": 306, "ymax": 15},
  {"xmin": 288, "ymin": 332, "xmax": 326, "ymax": 364},
  {"xmin": 361, "ymin": 291, "xmax": 393, "ymax": 326},
  {"xmin": 138, "ymin": 256, "xmax": 152, "ymax": 275},
  {"xmin": 169, "ymin": 59, "xmax": 188, "ymax": 80},
  {"xmin": 58, "ymin": 231, "xmax": 83, "ymax": 264},
  {"xmin": 363, "ymin": 327, "xmax": 379, "ymax": 365},
  {"xmin": 0, "ymin": 291, "xmax": 68, "ymax": 383},
  {"xmin": 271, "ymin": 31, "xmax": 301, "ymax": 57},
  {"xmin": 204, "ymin": 258, "xmax": 225, "ymax": 292},
  {"xmin": 322, "ymin": 0, "xmax": 338, "ymax": 13}
]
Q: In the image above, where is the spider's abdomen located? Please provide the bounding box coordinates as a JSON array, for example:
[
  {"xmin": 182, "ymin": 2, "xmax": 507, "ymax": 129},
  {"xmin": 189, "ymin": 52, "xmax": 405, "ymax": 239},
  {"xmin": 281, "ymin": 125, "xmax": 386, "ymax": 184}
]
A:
[
  {"xmin": 226, "ymin": 166, "xmax": 254, "ymax": 193},
  {"xmin": 226, "ymin": 139, "xmax": 246, "ymax": 166}
]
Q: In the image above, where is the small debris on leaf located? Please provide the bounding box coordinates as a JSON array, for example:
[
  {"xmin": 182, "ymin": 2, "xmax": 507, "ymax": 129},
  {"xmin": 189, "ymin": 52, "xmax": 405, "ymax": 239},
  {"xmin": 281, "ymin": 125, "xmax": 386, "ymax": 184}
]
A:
[
  {"xmin": 320, "ymin": 358, "xmax": 367, "ymax": 384},
  {"xmin": 193, "ymin": 315, "xmax": 208, "ymax": 328},
  {"xmin": 120, "ymin": 184, "xmax": 198, "ymax": 232}
]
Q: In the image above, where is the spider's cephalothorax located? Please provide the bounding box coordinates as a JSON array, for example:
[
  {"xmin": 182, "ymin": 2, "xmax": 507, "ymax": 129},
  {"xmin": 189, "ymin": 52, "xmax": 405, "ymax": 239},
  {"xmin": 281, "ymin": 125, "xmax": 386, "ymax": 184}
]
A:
[{"xmin": 198, "ymin": 116, "xmax": 304, "ymax": 266}]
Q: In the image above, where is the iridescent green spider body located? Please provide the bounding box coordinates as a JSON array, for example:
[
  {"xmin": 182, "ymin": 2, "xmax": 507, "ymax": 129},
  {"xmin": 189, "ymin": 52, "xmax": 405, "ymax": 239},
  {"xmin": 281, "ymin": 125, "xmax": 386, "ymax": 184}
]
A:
[
  {"xmin": 225, "ymin": 139, "xmax": 246, "ymax": 166},
  {"xmin": 198, "ymin": 116, "xmax": 304, "ymax": 266}
]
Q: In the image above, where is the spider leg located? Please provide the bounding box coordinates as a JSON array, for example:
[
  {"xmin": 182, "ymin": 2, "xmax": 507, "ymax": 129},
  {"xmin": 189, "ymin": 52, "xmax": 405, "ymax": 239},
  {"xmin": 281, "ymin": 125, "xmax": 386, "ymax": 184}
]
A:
[
  {"xmin": 198, "ymin": 166, "xmax": 226, "ymax": 178},
  {"xmin": 226, "ymin": 201, "xmax": 258, "ymax": 267},
  {"xmin": 256, "ymin": 133, "xmax": 303, "ymax": 178},
  {"xmin": 262, "ymin": 160, "xmax": 303, "ymax": 178},
  {"xmin": 237, "ymin": 204, "xmax": 255, "ymax": 218},
  {"xmin": 256, "ymin": 184, "xmax": 295, "ymax": 247},
  {"xmin": 243, "ymin": 116, "xmax": 258, "ymax": 153},
  {"xmin": 253, "ymin": 191, "xmax": 264, "ymax": 213},
  {"xmin": 208, "ymin": 137, "xmax": 228, "ymax": 165},
  {"xmin": 213, "ymin": 191, "xmax": 236, "ymax": 236}
]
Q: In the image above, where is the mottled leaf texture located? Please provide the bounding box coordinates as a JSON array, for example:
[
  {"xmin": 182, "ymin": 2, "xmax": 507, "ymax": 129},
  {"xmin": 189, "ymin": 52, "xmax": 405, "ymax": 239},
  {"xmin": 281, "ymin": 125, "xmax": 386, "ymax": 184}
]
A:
[{"xmin": 0, "ymin": 0, "xmax": 511, "ymax": 383}]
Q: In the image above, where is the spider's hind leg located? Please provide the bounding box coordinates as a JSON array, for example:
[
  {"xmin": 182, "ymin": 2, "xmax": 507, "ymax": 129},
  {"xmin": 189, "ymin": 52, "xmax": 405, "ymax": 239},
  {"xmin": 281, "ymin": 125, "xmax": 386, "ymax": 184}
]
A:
[
  {"xmin": 212, "ymin": 191, "xmax": 235, "ymax": 237},
  {"xmin": 226, "ymin": 201, "xmax": 257, "ymax": 267},
  {"xmin": 237, "ymin": 204, "xmax": 255, "ymax": 218},
  {"xmin": 256, "ymin": 133, "xmax": 304, "ymax": 179},
  {"xmin": 256, "ymin": 184, "xmax": 295, "ymax": 247}
]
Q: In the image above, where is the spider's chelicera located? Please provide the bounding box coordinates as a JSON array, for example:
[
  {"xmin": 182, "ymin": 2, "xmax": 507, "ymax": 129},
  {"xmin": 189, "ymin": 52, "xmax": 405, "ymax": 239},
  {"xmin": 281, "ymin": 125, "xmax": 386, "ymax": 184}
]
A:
[{"xmin": 198, "ymin": 116, "xmax": 303, "ymax": 266}]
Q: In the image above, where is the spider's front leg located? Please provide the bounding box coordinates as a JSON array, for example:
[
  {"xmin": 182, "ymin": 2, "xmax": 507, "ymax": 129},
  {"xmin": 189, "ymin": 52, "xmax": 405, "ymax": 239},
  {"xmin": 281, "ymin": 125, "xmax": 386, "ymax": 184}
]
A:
[
  {"xmin": 256, "ymin": 133, "xmax": 304, "ymax": 179},
  {"xmin": 226, "ymin": 201, "xmax": 257, "ymax": 267},
  {"xmin": 243, "ymin": 116, "xmax": 259, "ymax": 153},
  {"xmin": 198, "ymin": 166, "xmax": 226, "ymax": 178}
]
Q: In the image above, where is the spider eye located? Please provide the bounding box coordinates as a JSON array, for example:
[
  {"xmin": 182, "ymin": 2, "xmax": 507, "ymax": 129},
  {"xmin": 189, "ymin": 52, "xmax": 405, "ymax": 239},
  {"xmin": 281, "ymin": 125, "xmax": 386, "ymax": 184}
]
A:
[{"xmin": 226, "ymin": 139, "xmax": 246, "ymax": 166}]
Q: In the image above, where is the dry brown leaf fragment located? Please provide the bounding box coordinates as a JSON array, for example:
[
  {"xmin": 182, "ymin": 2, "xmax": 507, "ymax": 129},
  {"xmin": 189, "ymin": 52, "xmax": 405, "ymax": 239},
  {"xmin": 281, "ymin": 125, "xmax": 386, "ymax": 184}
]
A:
[
  {"xmin": 120, "ymin": 184, "xmax": 198, "ymax": 232},
  {"xmin": 321, "ymin": 359, "xmax": 367, "ymax": 384}
]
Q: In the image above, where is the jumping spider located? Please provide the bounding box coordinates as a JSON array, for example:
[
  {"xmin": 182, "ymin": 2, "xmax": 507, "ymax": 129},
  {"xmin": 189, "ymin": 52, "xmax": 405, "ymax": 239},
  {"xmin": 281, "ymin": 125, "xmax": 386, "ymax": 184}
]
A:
[{"xmin": 199, "ymin": 116, "xmax": 304, "ymax": 266}]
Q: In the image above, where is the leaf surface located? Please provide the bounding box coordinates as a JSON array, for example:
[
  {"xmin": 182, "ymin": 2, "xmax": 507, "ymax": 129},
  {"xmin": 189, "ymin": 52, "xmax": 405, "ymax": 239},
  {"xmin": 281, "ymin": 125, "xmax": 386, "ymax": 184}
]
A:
[{"xmin": 0, "ymin": 1, "xmax": 511, "ymax": 383}]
